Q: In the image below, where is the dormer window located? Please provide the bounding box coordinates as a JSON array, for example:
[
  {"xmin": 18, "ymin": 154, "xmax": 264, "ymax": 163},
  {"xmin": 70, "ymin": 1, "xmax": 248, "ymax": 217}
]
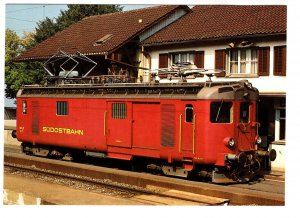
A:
[{"xmin": 95, "ymin": 34, "xmax": 113, "ymax": 45}]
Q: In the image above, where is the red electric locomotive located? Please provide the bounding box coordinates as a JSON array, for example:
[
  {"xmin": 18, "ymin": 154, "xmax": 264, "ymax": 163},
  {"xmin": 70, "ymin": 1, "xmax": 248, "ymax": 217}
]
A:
[{"xmin": 14, "ymin": 64, "xmax": 276, "ymax": 183}]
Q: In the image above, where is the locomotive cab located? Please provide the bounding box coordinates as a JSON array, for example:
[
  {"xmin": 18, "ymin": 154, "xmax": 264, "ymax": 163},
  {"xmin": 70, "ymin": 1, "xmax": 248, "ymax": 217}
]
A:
[{"xmin": 203, "ymin": 81, "xmax": 276, "ymax": 183}]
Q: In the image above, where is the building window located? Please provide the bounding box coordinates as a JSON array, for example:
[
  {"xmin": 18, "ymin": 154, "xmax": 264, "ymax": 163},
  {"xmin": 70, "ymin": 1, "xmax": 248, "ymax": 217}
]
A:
[
  {"xmin": 215, "ymin": 47, "xmax": 269, "ymax": 77},
  {"xmin": 185, "ymin": 104, "xmax": 193, "ymax": 123},
  {"xmin": 228, "ymin": 48, "xmax": 258, "ymax": 74},
  {"xmin": 279, "ymin": 109, "xmax": 286, "ymax": 140},
  {"xmin": 275, "ymin": 98, "xmax": 286, "ymax": 141},
  {"xmin": 158, "ymin": 51, "xmax": 204, "ymax": 71},
  {"xmin": 274, "ymin": 46, "xmax": 286, "ymax": 76},
  {"xmin": 171, "ymin": 52, "xmax": 194, "ymax": 65},
  {"xmin": 56, "ymin": 101, "xmax": 68, "ymax": 116},
  {"xmin": 210, "ymin": 101, "xmax": 232, "ymax": 123},
  {"xmin": 112, "ymin": 103, "xmax": 127, "ymax": 119}
]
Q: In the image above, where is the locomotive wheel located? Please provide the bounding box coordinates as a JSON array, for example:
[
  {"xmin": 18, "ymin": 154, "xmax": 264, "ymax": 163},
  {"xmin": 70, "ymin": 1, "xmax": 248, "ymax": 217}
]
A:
[{"xmin": 131, "ymin": 158, "xmax": 147, "ymax": 172}]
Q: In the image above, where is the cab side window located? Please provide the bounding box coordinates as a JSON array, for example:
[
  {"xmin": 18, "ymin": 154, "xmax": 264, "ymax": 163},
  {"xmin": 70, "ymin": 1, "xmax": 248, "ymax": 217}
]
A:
[
  {"xmin": 185, "ymin": 104, "xmax": 193, "ymax": 123},
  {"xmin": 210, "ymin": 101, "xmax": 232, "ymax": 123}
]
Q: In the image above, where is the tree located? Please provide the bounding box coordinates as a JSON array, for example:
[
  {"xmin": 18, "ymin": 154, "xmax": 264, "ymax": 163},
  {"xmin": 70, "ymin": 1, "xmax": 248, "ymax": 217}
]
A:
[{"xmin": 5, "ymin": 29, "xmax": 46, "ymax": 99}]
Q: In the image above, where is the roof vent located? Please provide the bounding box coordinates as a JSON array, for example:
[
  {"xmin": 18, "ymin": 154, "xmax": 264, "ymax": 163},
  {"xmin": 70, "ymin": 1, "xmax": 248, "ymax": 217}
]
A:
[{"xmin": 95, "ymin": 34, "xmax": 113, "ymax": 45}]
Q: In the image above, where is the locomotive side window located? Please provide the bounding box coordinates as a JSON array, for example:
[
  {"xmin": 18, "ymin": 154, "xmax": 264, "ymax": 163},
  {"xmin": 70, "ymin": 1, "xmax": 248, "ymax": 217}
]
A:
[
  {"xmin": 240, "ymin": 102, "xmax": 250, "ymax": 123},
  {"xmin": 56, "ymin": 101, "xmax": 68, "ymax": 116},
  {"xmin": 22, "ymin": 100, "xmax": 27, "ymax": 114},
  {"xmin": 185, "ymin": 104, "xmax": 193, "ymax": 123},
  {"xmin": 210, "ymin": 101, "xmax": 232, "ymax": 123},
  {"xmin": 112, "ymin": 103, "xmax": 127, "ymax": 119}
]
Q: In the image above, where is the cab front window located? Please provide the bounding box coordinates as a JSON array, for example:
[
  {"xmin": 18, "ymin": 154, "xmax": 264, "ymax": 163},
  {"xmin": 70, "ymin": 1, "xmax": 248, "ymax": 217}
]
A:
[{"xmin": 240, "ymin": 102, "xmax": 250, "ymax": 123}]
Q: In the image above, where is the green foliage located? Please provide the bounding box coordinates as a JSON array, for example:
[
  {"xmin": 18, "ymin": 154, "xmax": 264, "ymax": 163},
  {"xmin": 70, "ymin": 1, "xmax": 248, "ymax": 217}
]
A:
[
  {"xmin": 5, "ymin": 29, "xmax": 46, "ymax": 99},
  {"xmin": 34, "ymin": 17, "xmax": 60, "ymax": 45}
]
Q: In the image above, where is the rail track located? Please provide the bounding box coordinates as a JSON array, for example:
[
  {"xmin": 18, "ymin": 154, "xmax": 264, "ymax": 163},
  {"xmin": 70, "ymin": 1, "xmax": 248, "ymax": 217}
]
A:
[
  {"xmin": 4, "ymin": 150, "xmax": 284, "ymax": 205},
  {"xmin": 4, "ymin": 152, "xmax": 230, "ymax": 205}
]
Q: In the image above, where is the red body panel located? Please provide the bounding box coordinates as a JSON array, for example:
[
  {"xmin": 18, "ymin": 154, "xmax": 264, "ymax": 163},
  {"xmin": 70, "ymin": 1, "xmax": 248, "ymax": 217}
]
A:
[
  {"xmin": 16, "ymin": 96, "xmax": 258, "ymax": 167},
  {"xmin": 132, "ymin": 102, "xmax": 160, "ymax": 150}
]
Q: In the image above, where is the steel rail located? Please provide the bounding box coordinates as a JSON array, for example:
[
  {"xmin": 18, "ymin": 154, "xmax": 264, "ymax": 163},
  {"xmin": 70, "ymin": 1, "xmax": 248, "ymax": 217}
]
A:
[
  {"xmin": 4, "ymin": 152, "xmax": 284, "ymax": 205},
  {"xmin": 4, "ymin": 153, "xmax": 229, "ymax": 205}
]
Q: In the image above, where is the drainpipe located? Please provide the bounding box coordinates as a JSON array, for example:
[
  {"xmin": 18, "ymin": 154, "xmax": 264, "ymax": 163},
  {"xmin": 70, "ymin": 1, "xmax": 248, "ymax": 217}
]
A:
[{"xmin": 141, "ymin": 46, "xmax": 152, "ymax": 82}]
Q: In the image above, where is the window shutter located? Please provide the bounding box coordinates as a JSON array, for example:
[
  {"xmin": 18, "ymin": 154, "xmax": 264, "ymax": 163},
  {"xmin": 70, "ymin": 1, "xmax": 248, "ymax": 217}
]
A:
[
  {"xmin": 159, "ymin": 53, "xmax": 168, "ymax": 68},
  {"xmin": 215, "ymin": 49, "xmax": 226, "ymax": 77},
  {"xmin": 194, "ymin": 51, "xmax": 204, "ymax": 77},
  {"xmin": 258, "ymin": 47, "xmax": 270, "ymax": 76},
  {"xmin": 274, "ymin": 46, "xmax": 286, "ymax": 76}
]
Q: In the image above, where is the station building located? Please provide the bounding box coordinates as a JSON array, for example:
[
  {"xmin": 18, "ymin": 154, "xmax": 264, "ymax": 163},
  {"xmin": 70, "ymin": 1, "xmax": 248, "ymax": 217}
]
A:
[
  {"xmin": 16, "ymin": 5, "xmax": 286, "ymax": 169},
  {"xmin": 138, "ymin": 5, "xmax": 286, "ymax": 170}
]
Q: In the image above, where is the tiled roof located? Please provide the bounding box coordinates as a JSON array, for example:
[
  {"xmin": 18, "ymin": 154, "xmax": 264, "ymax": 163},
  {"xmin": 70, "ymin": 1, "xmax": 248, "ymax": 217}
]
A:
[
  {"xmin": 142, "ymin": 5, "xmax": 287, "ymax": 45},
  {"xmin": 16, "ymin": 5, "xmax": 188, "ymax": 61}
]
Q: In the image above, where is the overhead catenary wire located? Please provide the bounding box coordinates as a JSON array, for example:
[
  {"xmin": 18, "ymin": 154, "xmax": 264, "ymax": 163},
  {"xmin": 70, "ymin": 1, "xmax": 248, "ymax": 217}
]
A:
[
  {"xmin": 6, "ymin": 4, "xmax": 67, "ymax": 36},
  {"xmin": 6, "ymin": 5, "xmax": 50, "ymax": 14},
  {"xmin": 6, "ymin": 17, "xmax": 38, "ymax": 23}
]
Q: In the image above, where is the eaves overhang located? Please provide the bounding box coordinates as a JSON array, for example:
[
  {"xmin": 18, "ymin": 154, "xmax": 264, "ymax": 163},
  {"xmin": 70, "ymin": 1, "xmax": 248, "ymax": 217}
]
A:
[{"xmin": 141, "ymin": 32, "xmax": 287, "ymax": 47}]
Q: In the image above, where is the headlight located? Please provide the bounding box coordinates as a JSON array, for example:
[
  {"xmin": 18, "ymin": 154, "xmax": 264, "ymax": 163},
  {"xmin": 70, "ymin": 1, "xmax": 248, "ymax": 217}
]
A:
[
  {"xmin": 224, "ymin": 137, "xmax": 235, "ymax": 148},
  {"xmin": 256, "ymin": 136, "xmax": 262, "ymax": 145},
  {"xmin": 228, "ymin": 138, "xmax": 235, "ymax": 147}
]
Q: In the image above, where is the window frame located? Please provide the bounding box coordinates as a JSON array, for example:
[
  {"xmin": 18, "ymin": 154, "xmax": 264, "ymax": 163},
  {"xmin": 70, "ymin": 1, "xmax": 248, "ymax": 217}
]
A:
[
  {"xmin": 227, "ymin": 48, "xmax": 258, "ymax": 75},
  {"xmin": 185, "ymin": 104, "xmax": 194, "ymax": 123},
  {"xmin": 275, "ymin": 98, "xmax": 286, "ymax": 142},
  {"xmin": 22, "ymin": 100, "xmax": 27, "ymax": 114},
  {"xmin": 170, "ymin": 51, "xmax": 195, "ymax": 65},
  {"xmin": 210, "ymin": 101, "xmax": 233, "ymax": 124},
  {"xmin": 159, "ymin": 51, "xmax": 204, "ymax": 69},
  {"xmin": 240, "ymin": 102, "xmax": 251, "ymax": 123}
]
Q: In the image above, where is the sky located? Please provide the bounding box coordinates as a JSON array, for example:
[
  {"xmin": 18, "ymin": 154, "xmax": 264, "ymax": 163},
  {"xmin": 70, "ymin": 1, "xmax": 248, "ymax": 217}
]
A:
[{"xmin": 5, "ymin": 4, "xmax": 153, "ymax": 37}]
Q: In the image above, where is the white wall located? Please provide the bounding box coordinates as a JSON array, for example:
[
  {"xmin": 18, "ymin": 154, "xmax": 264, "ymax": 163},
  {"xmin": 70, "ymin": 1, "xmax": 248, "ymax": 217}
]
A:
[{"xmin": 147, "ymin": 40, "xmax": 286, "ymax": 94}]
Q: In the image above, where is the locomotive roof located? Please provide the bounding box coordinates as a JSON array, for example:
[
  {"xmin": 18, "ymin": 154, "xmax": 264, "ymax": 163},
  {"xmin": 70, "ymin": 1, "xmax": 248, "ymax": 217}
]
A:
[{"xmin": 17, "ymin": 80, "xmax": 258, "ymax": 100}]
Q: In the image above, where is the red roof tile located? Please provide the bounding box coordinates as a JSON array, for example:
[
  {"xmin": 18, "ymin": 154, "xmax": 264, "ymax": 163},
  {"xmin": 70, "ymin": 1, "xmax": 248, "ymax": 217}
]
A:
[
  {"xmin": 142, "ymin": 5, "xmax": 287, "ymax": 45},
  {"xmin": 16, "ymin": 5, "xmax": 188, "ymax": 61}
]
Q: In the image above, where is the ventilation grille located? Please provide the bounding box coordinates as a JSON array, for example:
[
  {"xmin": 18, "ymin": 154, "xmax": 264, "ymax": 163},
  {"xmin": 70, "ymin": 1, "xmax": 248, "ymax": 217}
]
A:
[
  {"xmin": 32, "ymin": 101, "xmax": 40, "ymax": 134},
  {"xmin": 161, "ymin": 104, "xmax": 175, "ymax": 147}
]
